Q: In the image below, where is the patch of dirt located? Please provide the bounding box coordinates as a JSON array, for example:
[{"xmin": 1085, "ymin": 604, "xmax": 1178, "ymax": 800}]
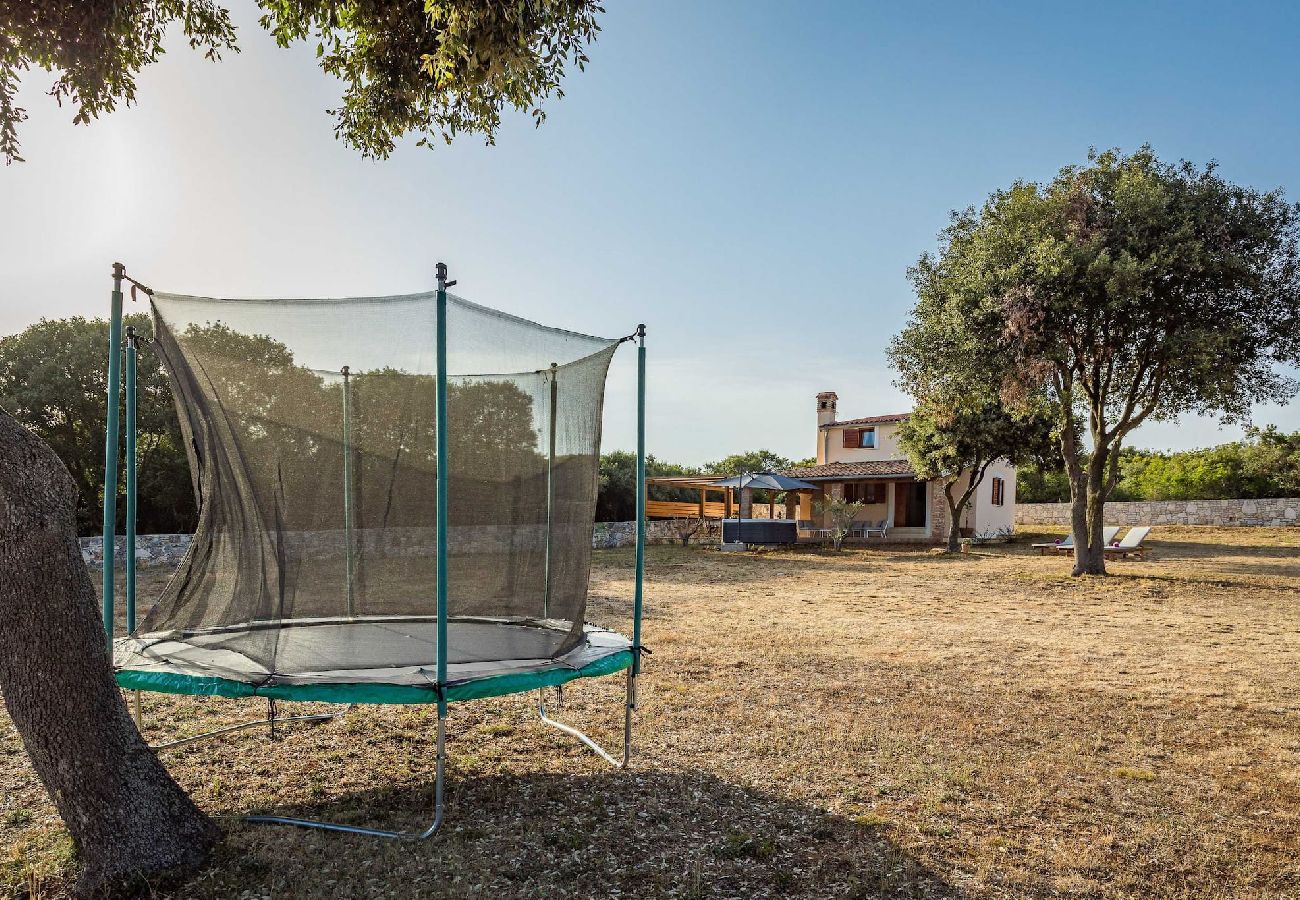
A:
[{"xmin": 2, "ymin": 526, "xmax": 1298, "ymax": 897}]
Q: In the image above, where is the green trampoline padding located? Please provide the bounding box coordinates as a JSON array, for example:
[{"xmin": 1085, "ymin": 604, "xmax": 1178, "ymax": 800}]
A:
[
  {"xmin": 114, "ymin": 617, "xmax": 634, "ymax": 704},
  {"xmin": 115, "ymin": 647, "xmax": 633, "ymax": 704}
]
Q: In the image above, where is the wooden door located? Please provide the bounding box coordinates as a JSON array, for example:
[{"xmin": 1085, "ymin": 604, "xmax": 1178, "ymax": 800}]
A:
[{"xmin": 895, "ymin": 481, "xmax": 927, "ymax": 527}]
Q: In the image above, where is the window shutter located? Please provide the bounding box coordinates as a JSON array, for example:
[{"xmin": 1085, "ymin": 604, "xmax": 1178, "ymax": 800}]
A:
[{"xmin": 842, "ymin": 428, "xmax": 858, "ymax": 448}]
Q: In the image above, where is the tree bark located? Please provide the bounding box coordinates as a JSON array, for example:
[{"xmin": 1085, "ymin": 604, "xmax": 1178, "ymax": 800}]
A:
[
  {"xmin": 943, "ymin": 482, "xmax": 964, "ymax": 553},
  {"xmin": 1072, "ymin": 422, "xmax": 1113, "ymax": 575},
  {"xmin": 941, "ymin": 460, "xmax": 991, "ymax": 554},
  {"xmin": 1056, "ymin": 378, "xmax": 1108, "ymax": 576},
  {"xmin": 0, "ymin": 409, "xmax": 218, "ymax": 895}
]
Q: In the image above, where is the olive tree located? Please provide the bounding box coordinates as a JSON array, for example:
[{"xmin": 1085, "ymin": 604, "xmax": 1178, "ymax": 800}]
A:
[
  {"xmin": 814, "ymin": 495, "xmax": 864, "ymax": 551},
  {"xmin": 1, "ymin": 0, "xmax": 603, "ymax": 163},
  {"xmin": 908, "ymin": 147, "xmax": 1300, "ymax": 574}
]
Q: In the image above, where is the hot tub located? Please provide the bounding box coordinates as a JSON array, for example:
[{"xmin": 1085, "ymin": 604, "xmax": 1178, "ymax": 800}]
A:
[{"xmin": 721, "ymin": 518, "xmax": 798, "ymax": 545}]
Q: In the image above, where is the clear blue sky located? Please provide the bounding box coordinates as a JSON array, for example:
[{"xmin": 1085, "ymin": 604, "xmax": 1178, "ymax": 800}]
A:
[{"xmin": 2, "ymin": 0, "xmax": 1298, "ymax": 464}]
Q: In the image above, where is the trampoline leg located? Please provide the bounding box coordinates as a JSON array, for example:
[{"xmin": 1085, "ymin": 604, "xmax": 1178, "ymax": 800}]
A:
[
  {"xmin": 537, "ymin": 669, "xmax": 636, "ymax": 769},
  {"xmin": 150, "ymin": 704, "xmax": 353, "ymax": 751},
  {"xmin": 133, "ymin": 690, "xmax": 142, "ymax": 730},
  {"xmin": 241, "ymin": 711, "xmax": 447, "ymax": 840}
]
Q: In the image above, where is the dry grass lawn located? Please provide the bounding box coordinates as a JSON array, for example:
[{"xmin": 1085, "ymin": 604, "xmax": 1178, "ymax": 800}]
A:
[{"xmin": 2, "ymin": 526, "xmax": 1299, "ymax": 898}]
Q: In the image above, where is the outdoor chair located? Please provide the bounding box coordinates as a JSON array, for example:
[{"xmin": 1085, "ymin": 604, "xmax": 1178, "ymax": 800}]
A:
[
  {"xmin": 797, "ymin": 520, "xmax": 831, "ymax": 542},
  {"xmin": 862, "ymin": 519, "xmax": 888, "ymax": 538},
  {"xmin": 1104, "ymin": 526, "xmax": 1152, "ymax": 560}
]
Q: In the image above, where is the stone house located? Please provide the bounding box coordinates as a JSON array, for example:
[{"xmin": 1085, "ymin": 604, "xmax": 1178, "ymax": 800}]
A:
[{"xmin": 780, "ymin": 391, "xmax": 1017, "ymax": 542}]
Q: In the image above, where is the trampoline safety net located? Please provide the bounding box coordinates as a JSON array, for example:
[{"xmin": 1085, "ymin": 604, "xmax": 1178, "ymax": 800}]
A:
[{"xmin": 119, "ymin": 289, "xmax": 623, "ymax": 695}]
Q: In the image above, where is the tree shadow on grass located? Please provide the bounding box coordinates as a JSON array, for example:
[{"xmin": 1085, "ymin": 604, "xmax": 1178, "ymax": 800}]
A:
[
  {"xmin": 190, "ymin": 768, "xmax": 956, "ymax": 899},
  {"xmin": 1143, "ymin": 538, "xmax": 1300, "ymax": 563}
]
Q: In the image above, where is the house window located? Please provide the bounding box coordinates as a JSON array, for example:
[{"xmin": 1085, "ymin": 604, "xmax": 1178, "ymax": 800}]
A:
[
  {"xmin": 991, "ymin": 476, "xmax": 1006, "ymax": 507},
  {"xmin": 844, "ymin": 482, "xmax": 885, "ymax": 504},
  {"xmin": 841, "ymin": 427, "xmax": 876, "ymax": 449}
]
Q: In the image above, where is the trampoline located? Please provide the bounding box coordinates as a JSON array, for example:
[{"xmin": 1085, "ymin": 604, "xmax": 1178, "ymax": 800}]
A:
[{"xmin": 99, "ymin": 261, "xmax": 647, "ymax": 838}]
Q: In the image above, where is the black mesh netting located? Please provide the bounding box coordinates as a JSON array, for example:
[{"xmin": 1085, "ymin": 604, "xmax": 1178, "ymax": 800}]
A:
[{"xmin": 127, "ymin": 290, "xmax": 620, "ymax": 685}]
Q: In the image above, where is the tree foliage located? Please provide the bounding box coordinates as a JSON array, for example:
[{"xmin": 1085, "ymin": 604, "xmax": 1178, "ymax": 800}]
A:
[
  {"xmin": 0, "ymin": 0, "xmax": 239, "ymax": 163},
  {"xmin": 907, "ymin": 146, "xmax": 1300, "ymax": 574},
  {"xmin": 701, "ymin": 449, "xmax": 797, "ymax": 476},
  {"xmin": 1019, "ymin": 427, "xmax": 1300, "ymax": 502},
  {"xmin": 0, "ymin": 0, "xmax": 603, "ymax": 163},
  {"xmin": 596, "ymin": 450, "xmax": 698, "ymax": 523},
  {"xmin": 0, "ymin": 313, "xmax": 196, "ymax": 535}
]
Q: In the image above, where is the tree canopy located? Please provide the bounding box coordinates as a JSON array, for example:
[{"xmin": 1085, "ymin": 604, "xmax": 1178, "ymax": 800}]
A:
[
  {"xmin": 702, "ymin": 449, "xmax": 806, "ymax": 476},
  {"xmin": 0, "ymin": 0, "xmax": 604, "ymax": 163},
  {"xmin": 1019, "ymin": 427, "xmax": 1300, "ymax": 503},
  {"xmin": 0, "ymin": 313, "xmax": 195, "ymax": 535},
  {"xmin": 905, "ymin": 146, "xmax": 1300, "ymax": 573}
]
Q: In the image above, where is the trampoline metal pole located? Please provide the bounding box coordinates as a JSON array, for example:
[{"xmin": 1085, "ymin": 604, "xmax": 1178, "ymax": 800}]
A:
[
  {"xmin": 633, "ymin": 324, "xmax": 646, "ymax": 674},
  {"xmin": 124, "ymin": 326, "xmax": 138, "ymax": 634},
  {"xmin": 435, "ymin": 262, "xmax": 451, "ymax": 719},
  {"xmin": 341, "ymin": 366, "xmax": 356, "ymax": 617},
  {"xmin": 101, "ymin": 263, "xmax": 125, "ymax": 646},
  {"xmin": 543, "ymin": 362, "xmax": 558, "ymax": 618}
]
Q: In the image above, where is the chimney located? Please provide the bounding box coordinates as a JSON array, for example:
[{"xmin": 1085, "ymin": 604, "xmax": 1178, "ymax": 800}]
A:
[{"xmin": 816, "ymin": 391, "xmax": 838, "ymax": 428}]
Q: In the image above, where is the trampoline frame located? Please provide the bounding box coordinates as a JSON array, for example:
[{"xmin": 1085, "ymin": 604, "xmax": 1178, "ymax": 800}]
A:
[{"xmin": 101, "ymin": 262, "xmax": 648, "ymax": 839}]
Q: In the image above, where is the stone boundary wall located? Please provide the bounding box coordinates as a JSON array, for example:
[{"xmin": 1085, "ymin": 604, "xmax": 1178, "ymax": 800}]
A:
[
  {"xmin": 84, "ymin": 534, "xmax": 192, "ymax": 569},
  {"xmin": 1016, "ymin": 497, "xmax": 1300, "ymax": 528},
  {"xmin": 84, "ymin": 519, "xmax": 725, "ymax": 568}
]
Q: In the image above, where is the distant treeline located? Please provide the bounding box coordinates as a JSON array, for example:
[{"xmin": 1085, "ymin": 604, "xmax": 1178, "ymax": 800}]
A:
[
  {"xmin": 0, "ymin": 314, "xmax": 807, "ymax": 534},
  {"xmin": 15, "ymin": 316, "xmax": 1291, "ymax": 530},
  {"xmin": 1018, "ymin": 428, "xmax": 1300, "ymax": 503}
]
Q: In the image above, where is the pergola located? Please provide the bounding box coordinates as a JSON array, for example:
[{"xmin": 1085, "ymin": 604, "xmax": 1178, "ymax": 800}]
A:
[
  {"xmin": 643, "ymin": 475, "xmax": 736, "ymax": 519},
  {"xmin": 644, "ymin": 472, "xmax": 816, "ymax": 521}
]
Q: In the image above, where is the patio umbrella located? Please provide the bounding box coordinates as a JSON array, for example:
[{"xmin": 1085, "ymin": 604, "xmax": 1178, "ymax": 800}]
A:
[
  {"xmin": 711, "ymin": 471, "xmax": 818, "ymax": 492},
  {"xmin": 714, "ymin": 471, "xmax": 818, "ymax": 545}
]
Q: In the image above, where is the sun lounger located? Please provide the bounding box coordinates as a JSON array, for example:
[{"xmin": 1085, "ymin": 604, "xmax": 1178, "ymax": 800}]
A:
[
  {"xmin": 1033, "ymin": 526, "xmax": 1120, "ymax": 555},
  {"xmin": 1104, "ymin": 526, "xmax": 1152, "ymax": 559},
  {"xmin": 1033, "ymin": 533, "xmax": 1073, "ymax": 555}
]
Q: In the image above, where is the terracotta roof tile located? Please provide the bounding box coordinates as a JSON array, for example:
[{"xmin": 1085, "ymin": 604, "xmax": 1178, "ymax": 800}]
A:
[
  {"xmin": 824, "ymin": 412, "xmax": 911, "ymax": 428},
  {"xmin": 781, "ymin": 460, "xmax": 916, "ymax": 480}
]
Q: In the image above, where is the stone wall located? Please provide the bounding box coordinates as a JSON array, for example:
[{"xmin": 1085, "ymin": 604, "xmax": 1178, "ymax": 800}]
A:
[
  {"xmin": 84, "ymin": 518, "xmax": 726, "ymax": 568},
  {"xmin": 82, "ymin": 534, "xmax": 192, "ymax": 569},
  {"xmin": 593, "ymin": 519, "xmax": 723, "ymax": 549},
  {"xmin": 1016, "ymin": 497, "xmax": 1300, "ymax": 528}
]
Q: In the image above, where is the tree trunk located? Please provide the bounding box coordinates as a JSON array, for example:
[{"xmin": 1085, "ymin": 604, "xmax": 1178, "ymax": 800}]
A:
[
  {"xmin": 1071, "ymin": 444, "xmax": 1109, "ymax": 576},
  {"xmin": 0, "ymin": 409, "xmax": 218, "ymax": 895},
  {"xmin": 944, "ymin": 483, "xmax": 963, "ymax": 553}
]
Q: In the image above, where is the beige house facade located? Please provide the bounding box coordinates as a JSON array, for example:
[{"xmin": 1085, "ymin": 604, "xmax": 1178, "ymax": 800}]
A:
[{"xmin": 783, "ymin": 391, "xmax": 1017, "ymax": 542}]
